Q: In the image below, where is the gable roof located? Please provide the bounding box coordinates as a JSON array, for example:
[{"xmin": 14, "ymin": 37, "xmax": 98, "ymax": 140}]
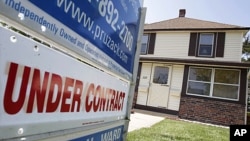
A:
[{"xmin": 144, "ymin": 17, "xmax": 250, "ymax": 31}]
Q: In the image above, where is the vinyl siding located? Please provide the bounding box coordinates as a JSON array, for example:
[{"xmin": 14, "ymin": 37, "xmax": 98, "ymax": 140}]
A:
[
  {"xmin": 151, "ymin": 31, "xmax": 244, "ymax": 62},
  {"xmin": 154, "ymin": 32, "xmax": 190, "ymax": 58},
  {"xmin": 136, "ymin": 63, "xmax": 152, "ymax": 105},
  {"xmin": 168, "ymin": 65, "xmax": 184, "ymax": 111},
  {"xmin": 221, "ymin": 32, "xmax": 243, "ymax": 62}
]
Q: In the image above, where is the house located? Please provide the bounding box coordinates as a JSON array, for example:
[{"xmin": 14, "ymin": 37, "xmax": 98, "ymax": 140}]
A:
[{"xmin": 134, "ymin": 9, "xmax": 250, "ymax": 126}]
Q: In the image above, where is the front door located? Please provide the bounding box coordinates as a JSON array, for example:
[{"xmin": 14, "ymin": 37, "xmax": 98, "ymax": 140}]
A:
[{"xmin": 147, "ymin": 64, "xmax": 171, "ymax": 108}]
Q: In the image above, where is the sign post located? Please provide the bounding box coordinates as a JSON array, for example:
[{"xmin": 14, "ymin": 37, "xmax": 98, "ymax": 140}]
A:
[
  {"xmin": 123, "ymin": 7, "xmax": 146, "ymax": 140},
  {"xmin": 0, "ymin": 0, "xmax": 145, "ymax": 140}
]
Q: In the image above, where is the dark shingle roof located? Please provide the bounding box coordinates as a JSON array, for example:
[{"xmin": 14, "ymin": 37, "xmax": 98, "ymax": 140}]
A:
[{"xmin": 144, "ymin": 17, "xmax": 250, "ymax": 31}]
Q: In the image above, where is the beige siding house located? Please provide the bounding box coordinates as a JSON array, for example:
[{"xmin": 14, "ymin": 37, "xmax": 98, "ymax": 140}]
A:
[{"xmin": 134, "ymin": 9, "xmax": 250, "ymax": 125}]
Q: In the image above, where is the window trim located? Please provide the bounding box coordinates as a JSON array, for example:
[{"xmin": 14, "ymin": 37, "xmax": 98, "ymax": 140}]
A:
[
  {"xmin": 140, "ymin": 34, "xmax": 150, "ymax": 55},
  {"xmin": 152, "ymin": 66, "xmax": 170, "ymax": 85},
  {"xmin": 197, "ymin": 33, "xmax": 214, "ymax": 57},
  {"xmin": 186, "ymin": 67, "xmax": 240, "ymax": 101},
  {"xmin": 140, "ymin": 33, "xmax": 156, "ymax": 55},
  {"xmin": 189, "ymin": 32, "xmax": 225, "ymax": 57}
]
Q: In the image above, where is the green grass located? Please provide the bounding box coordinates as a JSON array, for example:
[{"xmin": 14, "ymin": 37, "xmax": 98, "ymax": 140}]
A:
[{"xmin": 127, "ymin": 119, "xmax": 229, "ymax": 141}]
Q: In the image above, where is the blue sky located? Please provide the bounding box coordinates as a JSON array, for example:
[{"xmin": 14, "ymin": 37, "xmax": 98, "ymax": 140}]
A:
[{"xmin": 143, "ymin": 0, "xmax": 250, "ymax": 27}]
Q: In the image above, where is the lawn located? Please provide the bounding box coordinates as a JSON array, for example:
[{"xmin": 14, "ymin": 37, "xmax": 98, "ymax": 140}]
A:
[{"xmin": 127, "ymin": 118, "xmax": 229, "ymax": 141}]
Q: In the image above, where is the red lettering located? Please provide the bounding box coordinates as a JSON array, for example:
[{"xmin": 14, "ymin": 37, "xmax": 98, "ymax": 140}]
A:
[
  {"xmin": 93, "ymin": 85, "xmax": 101, "ymax": 112},
  {"xmin": 71, "ymin": 80, "xmax": 83, "ymax": 112},
  {"xmin": 4, "ymin": 62, "xmax": 30, "ymax": 114},
  {"xmin": 106, "ymin": 88, "xmax": 111, "ymax": 111},
  {"xmin": 120, "ymin": 92, "xmax": 125, "ymax": 110},
  {"xmin": 117, "ymin": 92, "xmax": 123, "ymax": 110},
  {"xmin": 3, "ymin": 62, "xmax": 126, "ymax": 114},
  {"xmin": 27, "ymin": 69, "xmax": 49, "ymax": 113},
  {"xmin": 46, "ymin": 74, "xmax": 62, "ymax": 112},
  {"xmin": 114, "ymin": 91, "xmax": 119, "ymax": 111},
  {"xmin": 85, "ymin": 83, "xmax": 94, "ymax": 112},
  {"xmin": 109, "ymin": 89, "xmax": 115, "ymax": 111},
  {"xmin": 61, "ymin": 77, "xmax": 74, "ymax": 112},
  {"xmin": 99, "ymin": 87, "xmax": 106, "ymax": 111}
]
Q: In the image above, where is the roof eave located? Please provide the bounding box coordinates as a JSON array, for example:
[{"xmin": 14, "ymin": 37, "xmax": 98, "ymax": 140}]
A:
[
  {"xmin": 144, "ymin": 27, "xmax": 250, "ymax": 32},
  {"xmin": 140, "ymin": 56, "xmax": 250, "ymax": 68}
]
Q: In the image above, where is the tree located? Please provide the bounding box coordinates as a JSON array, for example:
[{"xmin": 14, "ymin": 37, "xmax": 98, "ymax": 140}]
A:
[{"xmin": 242, "ymin": 35, "xmax": 250, "ymax": 62}]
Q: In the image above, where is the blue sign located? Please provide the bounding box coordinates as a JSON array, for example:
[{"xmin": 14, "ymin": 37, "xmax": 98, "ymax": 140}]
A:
[
  {"xmin": 28, "ymin": 0, "xmax": 141, "ymax": 74},
  {"xmin": 71, "ymin": 125, "xmax": 124, "ymax": 141}
]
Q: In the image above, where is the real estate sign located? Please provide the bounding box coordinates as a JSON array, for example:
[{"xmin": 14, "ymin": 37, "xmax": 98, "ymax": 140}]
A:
[
  {"xmin": 0, "ymin": 26, "xmax": 130, "ymax": 139},
  {"xmin": 0, "ymin": 0, "xmax": 142, "ymax": 79},
  {"xmin": 0, "ymin": 0, "xmax": 143, "ymax": 140}
]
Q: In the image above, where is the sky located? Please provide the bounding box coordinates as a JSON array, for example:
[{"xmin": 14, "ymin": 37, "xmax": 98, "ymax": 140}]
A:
[{"xmin": 142, "ymin": 0, "xmax": 250, "ymax": 27}]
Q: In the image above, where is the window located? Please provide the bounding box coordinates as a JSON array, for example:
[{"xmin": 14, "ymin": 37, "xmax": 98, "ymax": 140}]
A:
[
  {"xmin": 141, "ymin": 34, "xmax": 149, "ymax": 54},
  {"xmin": 213, "ymin": 69, "xmax": 240, "ymax": 99},
  {"xmin": 153, "ymin": 66, "xmax": 169, "ymax": 84},
  {"xmin": 187, "ymin": 67, "xmax": 240, "ymax": 100},
  {"xmin": 187, "ymin": 68, "xmax": 212, "ymax": 95},
  {"xmin": 188, "ymin": 32, "xmax": 225, "ymax": 58},
  {"xmin": 198, "ymin": 33, "xmax": 214, "ymax": 57},
  {"xmin": 140, "ymin": 33, "xmax": 156, "ymax": 55}
]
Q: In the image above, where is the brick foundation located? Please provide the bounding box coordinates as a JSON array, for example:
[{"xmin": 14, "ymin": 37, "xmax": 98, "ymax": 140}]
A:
[{"xmin": 179, "ymin": 96, "xmax": 245, "ymax": 126}]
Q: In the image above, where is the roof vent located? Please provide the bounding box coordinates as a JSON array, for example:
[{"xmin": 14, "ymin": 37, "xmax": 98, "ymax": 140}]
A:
[{"xmin": 179, "ymin": 9, "xmax": 186, "ymax": 17}]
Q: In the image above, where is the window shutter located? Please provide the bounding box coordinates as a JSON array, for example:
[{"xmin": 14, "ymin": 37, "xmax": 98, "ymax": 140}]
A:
[
  {"xmin": 216, "ymin": 32, "xmax": 225, "ymax": 57},
  {"xmin": 148, "ymin": 33, "xmax": 156, "ymax": 54},
  {"xmin": 188, "ymin": 33, "xmax": 197, "ymax": 56},
  {"xmin": 212, "ymin": 32, "xmax": 217, "ymax": 57}
]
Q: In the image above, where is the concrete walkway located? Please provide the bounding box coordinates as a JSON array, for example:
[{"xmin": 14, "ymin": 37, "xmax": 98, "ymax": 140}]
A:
[
  {"xmin": 128, "ymin": 109, "xmax": 178, "ymax": 132},
  {"xmin": 128, "ymin": 109, "xmax": 228, "ymax": 133}
]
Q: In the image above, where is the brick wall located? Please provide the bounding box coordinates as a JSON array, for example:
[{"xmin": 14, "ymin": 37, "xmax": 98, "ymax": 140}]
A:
[{"xmin": 179, "ymin": 96, "xmax": 245, "ymax": 126}]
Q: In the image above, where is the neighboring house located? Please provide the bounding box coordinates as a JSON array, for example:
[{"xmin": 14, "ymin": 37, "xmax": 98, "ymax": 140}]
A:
[{"xmin": 134, "ymin": 9, "xmax": 250, "ymax": 126}]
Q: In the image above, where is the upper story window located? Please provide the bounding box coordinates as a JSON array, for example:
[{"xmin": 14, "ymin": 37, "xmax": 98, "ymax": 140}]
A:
[
  {"xmin": 141, "ymin": 34, "xmax": 149, "ymax": 54},
  {"xmin": 188, "ymin": 32, "xmax": 225, "ymax": 58},
  {"xmin": 198, "ymin": 33, "xmax": 214, "ymax": 57},
  {"xmin": 140, "ymin": 33, "xmax": 156, "ymax": 55}
]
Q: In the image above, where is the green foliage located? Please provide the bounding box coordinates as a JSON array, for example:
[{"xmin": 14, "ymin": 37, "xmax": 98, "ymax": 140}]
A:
[{"xmin": 242, "ymin": 35, "xmax": 250, "ymax": 62}]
